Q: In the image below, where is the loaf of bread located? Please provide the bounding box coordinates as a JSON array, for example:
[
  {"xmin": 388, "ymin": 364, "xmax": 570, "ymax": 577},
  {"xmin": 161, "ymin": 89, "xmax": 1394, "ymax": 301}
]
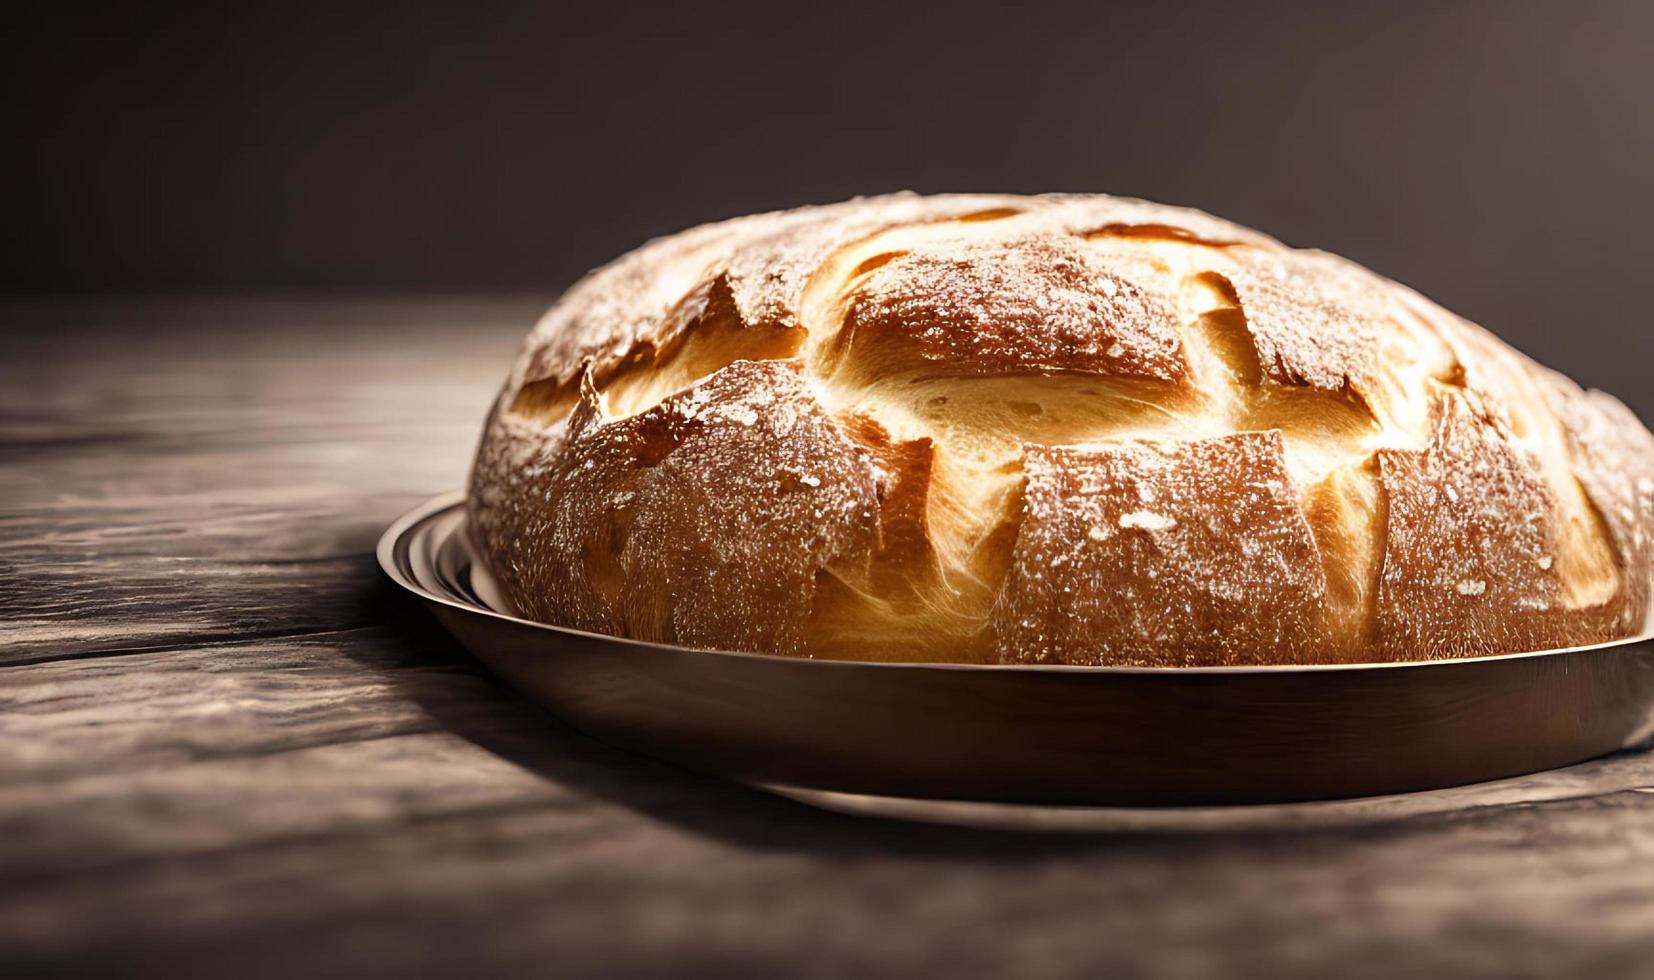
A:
[{"xmin": 468, "ymin": 193, "xmax": 1654, "ymax": 665}]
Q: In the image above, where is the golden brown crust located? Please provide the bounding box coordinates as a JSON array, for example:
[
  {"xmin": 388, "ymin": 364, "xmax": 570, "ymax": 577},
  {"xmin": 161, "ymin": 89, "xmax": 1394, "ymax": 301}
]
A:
[
  {"xmin": 470, "ymin": 192, "xmax": 1654, "ymax": 664},
  {"xmin": 1374, "ymin": 390, "xmax": 1617, "ymax": 659},
  {"xmin": 477, "ymin": 360, "xmax": 879, "ymax": 657},
  {"xmin": 994, "ymin": 433, "xmax": 1326, "ymax": 666},
  {"xmin": 1212, "ymin": 250, "xmax": 1398, "ymax": 395},
  {"xmin": 1541, "ymin": 374, "xmax": 1654, "ymax": 637},
  {"xmin": 837, "ymin": 236, "xmax": 1188, "ymax": 383}
]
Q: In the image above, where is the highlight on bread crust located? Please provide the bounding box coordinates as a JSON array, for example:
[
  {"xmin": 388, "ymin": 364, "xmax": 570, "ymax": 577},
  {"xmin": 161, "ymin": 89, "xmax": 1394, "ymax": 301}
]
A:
[{"xmin": 469, "ymin": 193, "xmax": 1654, "ymax": 665}]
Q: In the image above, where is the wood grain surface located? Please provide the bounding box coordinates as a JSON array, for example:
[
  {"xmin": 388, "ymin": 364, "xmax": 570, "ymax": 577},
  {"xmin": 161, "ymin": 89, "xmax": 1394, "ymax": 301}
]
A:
[{"xmin": 3, "ymin": 298, "xmax": 1653, "ymax": 979}]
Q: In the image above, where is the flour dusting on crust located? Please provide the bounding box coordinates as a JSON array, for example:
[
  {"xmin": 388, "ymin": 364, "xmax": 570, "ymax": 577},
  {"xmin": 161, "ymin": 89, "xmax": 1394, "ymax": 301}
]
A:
[
  {"xmin": 1374, "ymin": 390, "xmax": 1621, "ymax": 658},
  {"xmin": 840, "ymin": 235, "xmax": 1188, "ymax": 382},
  {"xmin": 994, "ymin": 432, "xmax": 1326, "ymax": 666},
  {"xmin": 482, "ymin": 360, "xmax": 878, "ymax": 657}
]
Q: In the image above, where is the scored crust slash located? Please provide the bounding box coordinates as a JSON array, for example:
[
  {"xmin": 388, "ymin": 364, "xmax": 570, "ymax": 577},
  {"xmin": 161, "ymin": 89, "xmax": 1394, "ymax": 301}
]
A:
[{"xmin": 467, "ymin": 193, "xmax": 1654, "ymax": 667}]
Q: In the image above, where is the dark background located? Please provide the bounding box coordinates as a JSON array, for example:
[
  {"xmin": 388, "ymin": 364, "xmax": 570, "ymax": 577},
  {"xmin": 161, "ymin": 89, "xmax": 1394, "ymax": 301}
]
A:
[{"xmin": 6, "ymin": 1, "xmax": 1651, "ymax": 416}]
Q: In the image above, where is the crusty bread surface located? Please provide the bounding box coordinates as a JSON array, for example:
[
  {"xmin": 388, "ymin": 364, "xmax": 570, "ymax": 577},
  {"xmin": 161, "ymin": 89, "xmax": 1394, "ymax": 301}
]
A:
[{"xmin": 469, "ymin": 193, "xmax": 1654, "ymax": 665}]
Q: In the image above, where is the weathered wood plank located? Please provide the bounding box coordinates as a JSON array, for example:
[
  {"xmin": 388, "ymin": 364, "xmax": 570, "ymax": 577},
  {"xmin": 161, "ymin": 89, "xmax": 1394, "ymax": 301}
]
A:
[
  {"xmin": 0, "ymin": 299, "xmax": 530, "ymax": 663},
  {"xmin": 4, "ymin": 770, "xmax": 1653, "ymax": 978},
  {"xmin": 0, "ymin": 627, "xmax": 467, "ymax": 786}
]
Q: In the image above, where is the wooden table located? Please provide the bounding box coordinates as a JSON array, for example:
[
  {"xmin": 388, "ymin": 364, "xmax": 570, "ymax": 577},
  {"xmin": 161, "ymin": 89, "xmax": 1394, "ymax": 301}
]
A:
[{"xmin": 4, "ymin": 298, "xmax": 1653, "ymax": 979}]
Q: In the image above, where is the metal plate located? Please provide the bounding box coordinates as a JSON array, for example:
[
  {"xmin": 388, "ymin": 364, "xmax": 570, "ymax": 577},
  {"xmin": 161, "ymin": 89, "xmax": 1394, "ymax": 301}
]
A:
[{"xmin": 380, "ymin": 492, "xmax": 1654, "ymax": 809}]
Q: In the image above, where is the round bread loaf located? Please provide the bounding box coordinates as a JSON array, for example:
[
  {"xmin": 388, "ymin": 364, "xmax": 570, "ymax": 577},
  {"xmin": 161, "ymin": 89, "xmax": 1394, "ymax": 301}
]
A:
[{"xmin": 468, "ymin": 193, "xmax": 1654, "ymax": 666}]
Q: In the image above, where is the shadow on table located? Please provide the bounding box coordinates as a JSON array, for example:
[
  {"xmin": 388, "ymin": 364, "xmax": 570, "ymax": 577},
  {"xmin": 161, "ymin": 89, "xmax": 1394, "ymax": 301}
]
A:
[{"xmin": 352, "ymin": 575, "xmax": 1222, "ymax": 859}]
